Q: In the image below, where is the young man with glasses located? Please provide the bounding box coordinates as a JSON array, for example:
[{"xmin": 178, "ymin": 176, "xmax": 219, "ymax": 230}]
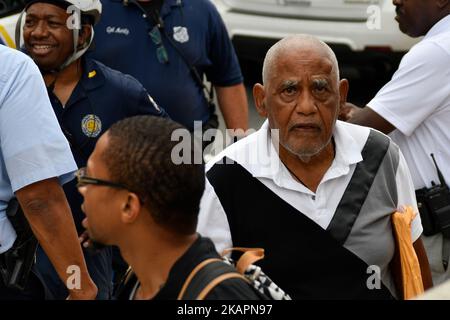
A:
[
  {"xmin": 17, "ymin": 0, "xmax": 167, "ymax": 299},
  {"xmin": 77, "ymin": 116, "xmax": 264, "ymax": 300},
  {"xmin": 89, "ymin": 0, "xmax": 249, "ymax": 136}
]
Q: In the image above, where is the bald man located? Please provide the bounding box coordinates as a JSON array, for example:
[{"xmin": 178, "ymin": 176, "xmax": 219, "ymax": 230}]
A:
[{"xmin": 197, "ymin": 35, "xmax": 432, "ymax": 300}]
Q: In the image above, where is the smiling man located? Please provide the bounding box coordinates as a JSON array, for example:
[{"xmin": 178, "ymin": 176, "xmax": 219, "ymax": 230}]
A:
[
  {"xmin": 17, "ymin": 0, "xmax": 166, "ymax": 299},
  {"xmin": 197, "ymin": 35, "xmax": 432, "ymax": 300}
]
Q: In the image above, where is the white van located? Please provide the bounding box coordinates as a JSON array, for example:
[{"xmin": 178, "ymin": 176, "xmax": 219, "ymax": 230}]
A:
[
  {"xmin": 0, "ymin": 0, "xmax": 23, "ymax": 47},
  {"xmin": 211, "ymin": 0, "xmax": 417, "ymax": 54},
  {"xmin": 211, "ymin": 0, "xmax": 419, "ymax": 100}
]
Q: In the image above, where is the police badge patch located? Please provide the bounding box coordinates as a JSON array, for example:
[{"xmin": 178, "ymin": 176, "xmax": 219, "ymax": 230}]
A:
[
  {"xmin": 81, "ymin": 114, "xmax": 102, "ymax": 137},
  {"xmin": 173, "ymin": 26, "xmax": 189, "ymax": 43}
]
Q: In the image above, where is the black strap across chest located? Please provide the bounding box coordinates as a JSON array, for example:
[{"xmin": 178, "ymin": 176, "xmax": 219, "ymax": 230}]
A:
[
  {"xmin": 206, "ymin": 130, "xmax": 393, "ymax": 299},
  {"xmin": 326, "ymin": 129, "xmax": 390, "ymax": 244}
]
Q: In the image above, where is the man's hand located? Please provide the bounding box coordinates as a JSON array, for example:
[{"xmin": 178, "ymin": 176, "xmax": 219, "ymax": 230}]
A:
[
  {"xmin": 79, "ymin": 229, "xmax": 93, "ymax": 249},
  {"xmin": 67, "ymin": 281, "xmax": 98, "ymax": 300},
  {"xmin": 339, "ymin": 102, "xmax": 359, "ymax": 121},
  {"xmin": 15, "ymin": 177, "xmax": 97, "ymax": 300},
  {"xmin": 79, "ymin": 218, "xmax": 105, "ymax": 255},
  {"xmin": 344, "ymin": 104, "xmax": 396, "ymax": 134}
]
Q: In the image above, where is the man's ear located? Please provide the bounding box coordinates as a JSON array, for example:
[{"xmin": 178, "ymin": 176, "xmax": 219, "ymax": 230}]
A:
[
  {"xmin": 78, "ymin": 25, "xmax": 92, "ymax": 47},
  {"xmin": 120, "ymin": 192, "xmax": 141, "ymax": 224},
  {"xmin": 253, "ymin": 83, "xmax": 268, "ymax": 118},
  {"xmin": 338, "ymin": 79, "xmax": 349, "ymax": 110}
]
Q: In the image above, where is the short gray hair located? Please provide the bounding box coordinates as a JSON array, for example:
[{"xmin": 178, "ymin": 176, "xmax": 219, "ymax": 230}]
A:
[{"xmin": 262, "ymin": 34, "xmax": 339, "ymax": 85}]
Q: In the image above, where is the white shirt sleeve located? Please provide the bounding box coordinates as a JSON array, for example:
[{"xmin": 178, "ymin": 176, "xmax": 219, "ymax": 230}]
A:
[
  {"xmin": 368, "ymin": 41, "xmax": 450, "ymax": 137},
  {"xmin": 395, "ymin": 149, "xmax": 423, "ymax": 242},
  {"xmin": 0, "ymin": 52, "xmax": 77, "ymax": 192},
  {"xmin": 197, "ymin": 178, "xmax": 233, "ymax": 254}
]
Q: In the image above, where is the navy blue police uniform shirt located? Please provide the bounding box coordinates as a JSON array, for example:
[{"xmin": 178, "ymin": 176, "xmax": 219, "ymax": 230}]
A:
[
  {"xmin": 48, "ymin": 57, "xmax": 167, "ymax": 232},
  {"xmin": 88, "ymin": 0, "xmax": 243, "ymax": 131}
]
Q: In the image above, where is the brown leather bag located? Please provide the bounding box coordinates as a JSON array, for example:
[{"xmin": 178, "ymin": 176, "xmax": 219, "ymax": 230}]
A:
[{"xmin": 177, "ymin": 247, "xmax": 264, "ymax": 300}]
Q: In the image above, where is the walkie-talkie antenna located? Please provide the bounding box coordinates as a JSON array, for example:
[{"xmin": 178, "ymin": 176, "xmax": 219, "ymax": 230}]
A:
[{"xmin": 431, "ymin": 153, "xmax": 447, "ymax": 187}]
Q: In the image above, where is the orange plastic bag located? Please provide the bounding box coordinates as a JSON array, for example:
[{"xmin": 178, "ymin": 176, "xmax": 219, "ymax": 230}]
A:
[{"xmin": 391, "ymin": 206, "xmax": 424, "ymax": 300}]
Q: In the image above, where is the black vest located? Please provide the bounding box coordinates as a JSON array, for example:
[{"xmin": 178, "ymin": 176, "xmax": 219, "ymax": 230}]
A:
[{"xmin": 206, "ymin": 130, "xmax": 395, "ymax": 299}]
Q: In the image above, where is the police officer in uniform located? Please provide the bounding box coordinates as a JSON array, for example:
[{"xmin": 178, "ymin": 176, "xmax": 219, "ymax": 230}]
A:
[
  {"xmin": 90, "ymin": 0, "xmax": 248, "ymax": 136},
  {"xmin": 0, "ymin": 45, "xmax": 97, "ymax": 300},
  {"xmin": 17, "ymin": 0, "xmax": 166, "ymax": 299}
]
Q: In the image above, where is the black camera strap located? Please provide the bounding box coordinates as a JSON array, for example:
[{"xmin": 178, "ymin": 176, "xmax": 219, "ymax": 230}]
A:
[
  {"xmin": 126, "ymin": 0, "xmax": 219, "ymax": 150},
  {"xmin": 128, "ymin": 0, "xmax": 215, "ymax": 106}
]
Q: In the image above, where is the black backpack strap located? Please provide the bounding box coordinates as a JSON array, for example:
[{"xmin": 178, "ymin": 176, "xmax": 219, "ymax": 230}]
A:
[
  {"xmin": 178, "ymin": 259, "xmax": 246, "ymax": 300},
  {"xmin": 326, "ymin": 129, "xmax": 391, "ymax": 244},
  {"xmin": 127, "ymin": 0, "xmax": 214, "ymax": 105},
  {"xmin": 114, "ymin": 267, "xmax": 138, "ymax": 300}
]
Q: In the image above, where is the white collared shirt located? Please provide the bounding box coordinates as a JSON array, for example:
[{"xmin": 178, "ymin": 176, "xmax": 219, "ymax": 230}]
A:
[
  {"xmin": 198, "ymin": 120, "xmax": 422, "ymax": 254},
  {"xmin": 368, "ymin": 14, "xmax": 450, "ymax": 190}
]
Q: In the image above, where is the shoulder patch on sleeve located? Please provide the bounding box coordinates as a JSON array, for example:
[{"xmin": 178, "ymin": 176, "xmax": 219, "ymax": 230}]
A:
[{"xmin": 148, "ymin": 94, "xmax": 161, "ymax": 112}]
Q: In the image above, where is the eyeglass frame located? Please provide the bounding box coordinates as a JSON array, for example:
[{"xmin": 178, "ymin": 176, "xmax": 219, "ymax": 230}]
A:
[
  {"xmin": 75, "ymin": 167, "xmax": 145, "ymax": 204},
  {"xmin": 75, "ymin": 167, "xmax": 129, "ymax": 190}
]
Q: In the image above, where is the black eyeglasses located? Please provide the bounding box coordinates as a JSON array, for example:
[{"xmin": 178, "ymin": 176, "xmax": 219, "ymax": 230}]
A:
[
  {"xmin": 149, "ymin": 26, "xmax": 169, "ymax": 64},
  {"xmin": 76, "ymin": 168, "xmax": 145, "ymax": 204},
  {"xmin": 75, "ymin": 167, "xmax": 128, "ymax": 190}
]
